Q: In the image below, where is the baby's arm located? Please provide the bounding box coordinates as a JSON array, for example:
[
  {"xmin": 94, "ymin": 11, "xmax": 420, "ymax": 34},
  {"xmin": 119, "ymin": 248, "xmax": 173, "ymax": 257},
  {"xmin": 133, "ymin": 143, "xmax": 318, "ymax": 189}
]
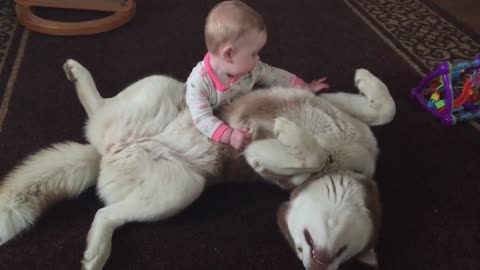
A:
[
  {"xmin": 186, "ymin": 82, "xmax": 251, "ymax": 150},
  {"xmin": 254, "ymin": 61, "xmax": 329, "ymax": 92},
  {"xmin": 186, "ymin": 82, "xmax": 227, "ymax": 140}
]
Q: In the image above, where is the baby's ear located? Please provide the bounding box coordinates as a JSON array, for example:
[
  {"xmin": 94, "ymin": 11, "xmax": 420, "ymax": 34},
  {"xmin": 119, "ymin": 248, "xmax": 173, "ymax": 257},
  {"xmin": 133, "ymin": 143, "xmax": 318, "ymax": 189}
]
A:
[{"xmin": 222, "ymin": 46, "xmax": 234, "ymax": 63}]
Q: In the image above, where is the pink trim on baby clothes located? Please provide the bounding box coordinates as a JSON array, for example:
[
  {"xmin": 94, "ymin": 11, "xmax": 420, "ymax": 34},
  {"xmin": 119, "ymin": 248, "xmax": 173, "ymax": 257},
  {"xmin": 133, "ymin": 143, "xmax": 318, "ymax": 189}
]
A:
[
  {"xmin": 293, "ymin": 77, "xmax": 305, "ymax": 88},
  {"xmin": 211, "ymin": 124, "xmax": 230, "ymax": 142},
  {"xmin": 204, "ymin": 53, "xmax": 239, "ymax": 92}
]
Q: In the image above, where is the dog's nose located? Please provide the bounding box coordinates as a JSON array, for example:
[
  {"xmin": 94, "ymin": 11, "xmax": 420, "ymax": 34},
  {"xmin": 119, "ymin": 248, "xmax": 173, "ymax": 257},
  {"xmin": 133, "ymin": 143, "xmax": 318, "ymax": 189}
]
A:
[{"xmin": 304, "ymin": 230, "xmax": 333, "ymax": 269}]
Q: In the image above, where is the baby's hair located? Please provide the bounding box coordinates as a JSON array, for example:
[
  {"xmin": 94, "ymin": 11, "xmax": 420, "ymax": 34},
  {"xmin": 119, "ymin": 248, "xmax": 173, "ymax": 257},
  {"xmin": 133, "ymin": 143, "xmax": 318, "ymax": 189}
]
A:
[{"xmin": 205, "ymin": 1, "xmax": 266, "ymax": 54}]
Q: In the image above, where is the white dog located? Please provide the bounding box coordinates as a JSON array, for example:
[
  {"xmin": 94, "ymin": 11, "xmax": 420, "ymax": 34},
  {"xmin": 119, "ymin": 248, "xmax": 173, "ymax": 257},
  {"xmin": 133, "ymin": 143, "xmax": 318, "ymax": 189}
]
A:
[{"xmin": 0, "ymin": 60, "xmax": 395, "ymax": 270}]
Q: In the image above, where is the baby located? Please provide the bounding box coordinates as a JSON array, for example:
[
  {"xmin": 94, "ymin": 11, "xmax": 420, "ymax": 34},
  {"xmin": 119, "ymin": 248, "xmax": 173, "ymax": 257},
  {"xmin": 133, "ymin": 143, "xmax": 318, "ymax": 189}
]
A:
[{"xmin": 186, "ymin": 0, "xmax": 329, "ymax": 151}]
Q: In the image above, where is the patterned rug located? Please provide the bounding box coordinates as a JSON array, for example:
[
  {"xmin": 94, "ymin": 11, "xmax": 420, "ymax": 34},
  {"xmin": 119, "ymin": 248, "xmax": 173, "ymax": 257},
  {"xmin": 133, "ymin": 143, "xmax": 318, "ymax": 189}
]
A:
[
  {"xmin": 345, "ymin": 0, "xmax": 480, "ymax": 76},
  {"xmin": 0, "ymin": 3, "xmax": 27, "ymax": 131}
]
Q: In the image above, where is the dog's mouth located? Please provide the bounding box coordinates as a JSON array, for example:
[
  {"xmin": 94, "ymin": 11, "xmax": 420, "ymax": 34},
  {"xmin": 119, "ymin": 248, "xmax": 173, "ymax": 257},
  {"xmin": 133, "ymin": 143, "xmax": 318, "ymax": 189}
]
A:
[
  {"xmin": 304, "ymin": 227, "xmax": 348, "ymax": 270},
  {"xmin": 304, "ymin": 230, "xmax": 333, "ymax": 264}
]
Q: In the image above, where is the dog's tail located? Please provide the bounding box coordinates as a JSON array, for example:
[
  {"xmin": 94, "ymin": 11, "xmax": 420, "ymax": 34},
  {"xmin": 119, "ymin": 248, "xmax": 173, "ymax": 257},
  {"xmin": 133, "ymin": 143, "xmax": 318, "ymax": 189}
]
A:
[{"xmin": 0, "ymin": 142, "xmax": 100, "ymax": 245}]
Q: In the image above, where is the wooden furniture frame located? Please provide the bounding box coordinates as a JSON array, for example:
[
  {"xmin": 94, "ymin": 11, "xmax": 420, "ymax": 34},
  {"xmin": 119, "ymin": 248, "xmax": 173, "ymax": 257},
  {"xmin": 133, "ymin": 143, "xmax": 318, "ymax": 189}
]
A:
[{"xmin": 15, "ymin": 0, "xmax": 136, "ymax": 36}]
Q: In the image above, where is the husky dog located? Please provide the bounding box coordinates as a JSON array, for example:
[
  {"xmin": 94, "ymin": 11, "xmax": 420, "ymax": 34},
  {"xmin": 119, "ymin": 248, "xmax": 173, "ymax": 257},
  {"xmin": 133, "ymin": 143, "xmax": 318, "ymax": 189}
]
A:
[{"xmin": 0, "ymin": 60, "xmax": 395, "ymax": 270}]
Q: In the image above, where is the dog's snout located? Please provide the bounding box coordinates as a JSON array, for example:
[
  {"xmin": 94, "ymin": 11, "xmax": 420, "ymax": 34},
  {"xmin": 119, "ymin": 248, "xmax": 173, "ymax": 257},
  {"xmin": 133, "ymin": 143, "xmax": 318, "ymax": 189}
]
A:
[
  {"xmin": 308, "ymin": 249, "xmax": 331, "ymax": 270},
  {"xmin": 312, "ymin": 248, "xmax": 332, "ymax": 265},
  {"xmin": 304, "ymin": 229, "xmax": 333, "ymax": 269}
]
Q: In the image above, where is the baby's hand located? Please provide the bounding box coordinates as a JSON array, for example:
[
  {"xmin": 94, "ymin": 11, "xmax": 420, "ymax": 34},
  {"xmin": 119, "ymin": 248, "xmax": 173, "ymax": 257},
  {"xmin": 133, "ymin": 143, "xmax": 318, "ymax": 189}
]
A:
[
  {"xmin": 304, "ymin": 77, "xmax": 329, "ymax": 93},
  {"xmin": 230, "ymin": 127, "xmax": 252, "ymax": 152}
]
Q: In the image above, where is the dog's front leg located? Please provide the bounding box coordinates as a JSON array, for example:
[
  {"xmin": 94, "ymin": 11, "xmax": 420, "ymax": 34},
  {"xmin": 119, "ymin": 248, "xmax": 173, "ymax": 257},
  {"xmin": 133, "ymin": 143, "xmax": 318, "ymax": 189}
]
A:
[
  {"xmin": 244, "ymin": 138, "xmax": 325, "ymax": 177},
  {"xmin": 273, "ymin": 117, "xmax": 329, "ymax": 170}
]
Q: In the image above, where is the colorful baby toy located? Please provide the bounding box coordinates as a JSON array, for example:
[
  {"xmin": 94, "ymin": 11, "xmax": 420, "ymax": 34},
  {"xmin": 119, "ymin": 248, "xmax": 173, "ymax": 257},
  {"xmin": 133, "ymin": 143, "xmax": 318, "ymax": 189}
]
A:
[{"xmin": 410, "ymin": 55, "xmax": 480, "ymax": 125}]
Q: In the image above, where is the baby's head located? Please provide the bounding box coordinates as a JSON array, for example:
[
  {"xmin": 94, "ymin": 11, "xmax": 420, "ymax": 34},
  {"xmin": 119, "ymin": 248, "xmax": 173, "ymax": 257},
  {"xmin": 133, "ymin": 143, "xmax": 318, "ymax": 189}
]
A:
[{"xmin": 205, "ymin": 1, "xmax": 267, "ymax": 76}]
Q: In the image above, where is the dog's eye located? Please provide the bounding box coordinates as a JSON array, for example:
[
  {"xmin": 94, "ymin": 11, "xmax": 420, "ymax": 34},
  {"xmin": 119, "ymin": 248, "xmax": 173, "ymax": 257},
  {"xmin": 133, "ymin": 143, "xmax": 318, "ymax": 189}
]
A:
[{"xmin": 297, "ymin": 247, "xmax": 303, "ymax": 253}]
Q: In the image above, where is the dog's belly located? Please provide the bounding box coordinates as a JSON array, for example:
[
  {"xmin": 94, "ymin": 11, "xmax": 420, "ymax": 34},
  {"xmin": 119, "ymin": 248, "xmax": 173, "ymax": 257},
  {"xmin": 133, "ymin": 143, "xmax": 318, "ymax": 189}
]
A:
[{"xmin": 88, "ymin": 108, "xmax": 222, "ymax": 204}]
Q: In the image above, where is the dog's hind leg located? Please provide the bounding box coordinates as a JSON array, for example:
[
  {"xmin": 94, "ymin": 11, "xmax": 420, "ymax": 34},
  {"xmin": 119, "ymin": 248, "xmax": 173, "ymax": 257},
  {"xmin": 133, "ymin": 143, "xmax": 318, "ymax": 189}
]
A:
[
  {"xmin": 81, "ymin": 159, "xmax": 206, "ymax": 270},
  {"xmin": 63, "ymin": 59, "xmax": 104, "ymax": 118},
  {"xmin": 322, "ymin": 69, "xmax": 396, "ymax": 126}
]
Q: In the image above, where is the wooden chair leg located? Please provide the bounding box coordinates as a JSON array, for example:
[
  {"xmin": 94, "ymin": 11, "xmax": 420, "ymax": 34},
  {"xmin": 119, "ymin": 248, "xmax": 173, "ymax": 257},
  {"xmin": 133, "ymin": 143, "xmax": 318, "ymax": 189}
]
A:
[{"xmin": 15, "ymin": 3, "xmax": 136, "ymax": 36}]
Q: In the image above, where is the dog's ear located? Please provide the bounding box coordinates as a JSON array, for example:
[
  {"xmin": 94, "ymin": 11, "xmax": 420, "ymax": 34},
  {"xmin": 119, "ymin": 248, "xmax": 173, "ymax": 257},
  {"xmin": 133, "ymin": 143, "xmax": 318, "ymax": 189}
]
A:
[
  {"xmin": 358, "ymin": 177, "xmax": 382, "ymax": 245},
  {"xmin": 356, "ymin": 248, "xmax": 379, "ymax": 269},
  {"xmin": 276, "ymin": 202, "xmax": 295, "ymax": 251}
]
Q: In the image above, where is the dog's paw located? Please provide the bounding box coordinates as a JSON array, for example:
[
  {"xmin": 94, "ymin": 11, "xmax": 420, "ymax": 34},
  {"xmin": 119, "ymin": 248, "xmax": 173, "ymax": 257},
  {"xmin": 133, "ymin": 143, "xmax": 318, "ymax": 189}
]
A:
[
  {"xmin": 63, "ymin": 59, "xmax": 91, "ymax": 83},
  {"xmin": 273, "ymin": 117, "xmax": 294, "ymax": 137},
  {"xmin": 354, "ymin": 68, "xmax": 389, "ymax": 101},
  {"xmin": 245, "ymin": 156, "xmax": 265, "ymax": 173},
  {"xmin": 354, "ymin": 68, "xmax": 374, "ymax": 87},
  {"xmin": 274, "ymin": 117, "xmax": 306, "ymax": 157},
  {"xmin": 354, "ymin": 68, "xmax": 396, "ymax": 124},
  {"xmin": 81, "ymin": 240, "xmax": 111, "ymax": 270},
  {"xmin": 81, "ymin": 220, "xmax": 113, "ymax": 270},
  {"xmin": 274, "ymin": 118, "xmax": 300, "ymax": 146},
  {"xmin": 63, "ymin": 59, "xmax": 79, "ymax": 82}
]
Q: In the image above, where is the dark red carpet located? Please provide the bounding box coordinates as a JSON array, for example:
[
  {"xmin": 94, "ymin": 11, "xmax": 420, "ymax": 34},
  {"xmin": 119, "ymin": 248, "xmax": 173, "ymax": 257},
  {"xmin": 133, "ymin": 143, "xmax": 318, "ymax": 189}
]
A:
[{"xmin": 0, "ymin": 1, "xmax": 479, "ymax": 269}]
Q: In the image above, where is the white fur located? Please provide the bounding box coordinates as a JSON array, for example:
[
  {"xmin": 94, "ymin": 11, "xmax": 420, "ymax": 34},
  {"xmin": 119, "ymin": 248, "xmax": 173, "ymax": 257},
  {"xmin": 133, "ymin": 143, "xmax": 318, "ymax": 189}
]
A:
[
  {"xmin": 0, "ymin": 60, "xmax": 395, "ymax": 270},
  {"xmin": 240, "ymin": 68, "xmax": 394, "ymax": 188},
  {"xmin": 0, "ymin": 142, "xmax": 99, "ymax": 244},
  {"xmin": 244, "ymin": 117, "xmax": 329, "ymax": 175},
  {"xmin": 288, "ymin": 173, "xmax": 376, "ymax": 270}
]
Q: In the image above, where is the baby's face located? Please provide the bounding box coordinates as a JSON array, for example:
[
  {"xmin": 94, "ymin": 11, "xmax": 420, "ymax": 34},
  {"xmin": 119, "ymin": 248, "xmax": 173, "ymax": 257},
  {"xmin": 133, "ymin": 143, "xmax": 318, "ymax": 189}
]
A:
[{"xmin": 230, "ymin": 29, "xmax": 267, "ymax": 76}]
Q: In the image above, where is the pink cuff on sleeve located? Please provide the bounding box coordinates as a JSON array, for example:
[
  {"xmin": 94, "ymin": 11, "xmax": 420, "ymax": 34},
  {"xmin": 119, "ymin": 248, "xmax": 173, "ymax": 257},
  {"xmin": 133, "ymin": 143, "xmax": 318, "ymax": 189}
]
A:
[
  {"xmin": 212, "ymin": 124, "xmax": 230, "ymax": 142},
  {"xmin": 293, "ymin": 77, "xmax": 305, "ymax": 88}
]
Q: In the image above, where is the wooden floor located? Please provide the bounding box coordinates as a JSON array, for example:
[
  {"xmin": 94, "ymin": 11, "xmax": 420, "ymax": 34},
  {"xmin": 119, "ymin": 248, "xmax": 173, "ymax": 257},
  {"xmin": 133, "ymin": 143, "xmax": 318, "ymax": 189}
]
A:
[{"xmin": 430, "ymin": 0, "xmax": 480, "ymax": 33}]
